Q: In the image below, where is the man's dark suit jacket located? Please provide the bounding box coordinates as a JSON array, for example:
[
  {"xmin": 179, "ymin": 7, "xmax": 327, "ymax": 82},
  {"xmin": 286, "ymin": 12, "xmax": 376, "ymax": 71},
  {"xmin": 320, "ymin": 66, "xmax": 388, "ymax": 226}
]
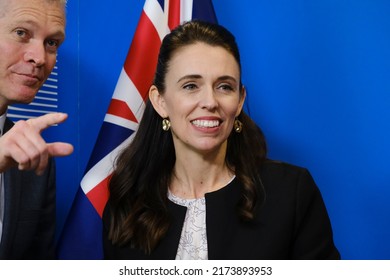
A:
[
  {"xmin": 0, "ymin": 118, "xmax": 56, "ymax": 259},
  {"xmin": 103, "ymin": 160, "xmax": 340, "ymax": 259}
]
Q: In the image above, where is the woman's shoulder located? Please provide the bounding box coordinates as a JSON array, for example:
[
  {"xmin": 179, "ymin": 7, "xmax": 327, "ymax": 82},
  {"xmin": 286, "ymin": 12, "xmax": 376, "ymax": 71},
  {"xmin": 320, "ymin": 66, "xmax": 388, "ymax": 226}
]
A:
[
  {"xmin": 261, "ymin": 159, "xmax": 311, "ymax": 178},
  {"xmin": 259, "ymin": 159, "xmax": 318, "ymax": 193}
]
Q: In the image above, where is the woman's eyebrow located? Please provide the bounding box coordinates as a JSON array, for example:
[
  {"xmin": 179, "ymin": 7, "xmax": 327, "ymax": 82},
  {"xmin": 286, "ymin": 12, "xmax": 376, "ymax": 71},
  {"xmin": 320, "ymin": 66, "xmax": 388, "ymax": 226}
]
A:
[{"xmin": 177, "ymin": 74, "xmax": 202, "ymax": 83}]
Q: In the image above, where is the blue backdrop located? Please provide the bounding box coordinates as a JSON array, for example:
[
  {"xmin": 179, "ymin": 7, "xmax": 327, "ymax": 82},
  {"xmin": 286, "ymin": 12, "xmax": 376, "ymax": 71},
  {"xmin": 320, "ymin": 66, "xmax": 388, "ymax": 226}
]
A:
[{"xmin": 49, "ymin": 0, "xmax": 390, "ymax": 259}]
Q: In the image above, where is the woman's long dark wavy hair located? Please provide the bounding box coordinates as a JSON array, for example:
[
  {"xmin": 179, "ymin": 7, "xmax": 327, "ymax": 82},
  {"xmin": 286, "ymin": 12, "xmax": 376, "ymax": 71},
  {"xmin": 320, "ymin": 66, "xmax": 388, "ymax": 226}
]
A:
[{"xmin": 107, "ymin": 20, "xmax": 267, "ymax": 254}]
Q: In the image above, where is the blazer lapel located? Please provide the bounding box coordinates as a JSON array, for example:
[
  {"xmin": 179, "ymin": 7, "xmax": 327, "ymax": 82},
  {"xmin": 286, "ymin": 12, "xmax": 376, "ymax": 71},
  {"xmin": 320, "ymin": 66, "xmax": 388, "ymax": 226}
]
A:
[
  {"xmin": 151, "ymin": 201, "xmax": 187, "ymax": 259},
  {"xmin": 0, "ymin": 168, "xmax": 22, "ymax": 259},
  {"xmin": 0, "ymin": 118, "xmax": 21, "ymax": 258},
  {"xmin": 205, "ymin": 178, "xmax": 241, "ymax": 259}
]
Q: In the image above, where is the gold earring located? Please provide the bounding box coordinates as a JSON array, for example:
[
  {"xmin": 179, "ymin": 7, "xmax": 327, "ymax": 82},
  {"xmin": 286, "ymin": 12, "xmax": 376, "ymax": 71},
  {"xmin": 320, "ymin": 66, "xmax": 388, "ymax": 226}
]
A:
[
  {"xmin": 162, "ymin": 118, "xmax": 171, "ymax": 131},
  {"xmin": 234, "ymin": 119, "xmax": 243, "ymax": 133}
]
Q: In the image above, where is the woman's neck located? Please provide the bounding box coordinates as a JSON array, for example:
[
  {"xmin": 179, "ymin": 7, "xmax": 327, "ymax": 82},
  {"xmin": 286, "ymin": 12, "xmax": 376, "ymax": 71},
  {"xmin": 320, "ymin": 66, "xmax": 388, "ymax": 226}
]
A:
[{"xmin": 170, "ymin": 150, "xmax": 234, "ymax": 199}]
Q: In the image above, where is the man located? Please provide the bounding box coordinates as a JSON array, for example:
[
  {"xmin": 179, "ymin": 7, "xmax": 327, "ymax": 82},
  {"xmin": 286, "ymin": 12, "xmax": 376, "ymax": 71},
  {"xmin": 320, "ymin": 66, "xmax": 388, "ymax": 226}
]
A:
[{"xmin": 0, "ymin": 0, "xmax": 73, "ymax": 259}]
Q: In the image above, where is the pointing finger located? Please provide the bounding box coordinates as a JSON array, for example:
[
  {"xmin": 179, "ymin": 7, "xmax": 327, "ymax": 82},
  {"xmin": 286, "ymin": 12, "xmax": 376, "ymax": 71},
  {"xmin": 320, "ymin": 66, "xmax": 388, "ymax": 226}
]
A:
[
  {"xmin": 26, "ymin": 112, "xmax": 69, "ymax": 132},
  {"xmin": 47, "ymin": 142, "xmax": 74, "ymax": 157}
]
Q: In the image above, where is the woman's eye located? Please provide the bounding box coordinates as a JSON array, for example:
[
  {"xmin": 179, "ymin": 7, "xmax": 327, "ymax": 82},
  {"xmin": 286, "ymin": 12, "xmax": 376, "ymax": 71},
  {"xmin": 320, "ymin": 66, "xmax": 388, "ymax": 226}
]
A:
[
  {"xmin": 218, "ymin": 84, "xmax": 234, "ymax": 91},
  {"xmin": 183, "ymin": 83, "xmax": 198, "ymax": 90}
]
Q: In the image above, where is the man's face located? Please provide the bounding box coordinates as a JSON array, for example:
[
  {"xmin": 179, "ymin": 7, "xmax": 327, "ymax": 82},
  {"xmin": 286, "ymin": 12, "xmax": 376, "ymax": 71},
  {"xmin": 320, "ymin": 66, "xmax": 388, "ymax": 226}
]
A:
[{"xmin": 0, "ymin": 0, "xmax": 65, "ymax": 113}]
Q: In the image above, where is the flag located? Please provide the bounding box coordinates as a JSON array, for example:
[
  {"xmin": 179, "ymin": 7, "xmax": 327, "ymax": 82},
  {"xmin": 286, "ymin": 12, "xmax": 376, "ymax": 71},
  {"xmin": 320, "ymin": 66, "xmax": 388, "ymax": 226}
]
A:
[{"xmin": 57, "ymin": 0, "xmax": 217, "ymax": 259}]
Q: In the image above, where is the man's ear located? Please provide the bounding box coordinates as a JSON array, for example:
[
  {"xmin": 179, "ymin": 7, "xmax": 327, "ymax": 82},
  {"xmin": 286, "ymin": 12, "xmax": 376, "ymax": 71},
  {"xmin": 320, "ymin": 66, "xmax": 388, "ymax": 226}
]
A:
[{"xmin": 149, "ymin": 85, "xmax": 168, "ymax": 118}]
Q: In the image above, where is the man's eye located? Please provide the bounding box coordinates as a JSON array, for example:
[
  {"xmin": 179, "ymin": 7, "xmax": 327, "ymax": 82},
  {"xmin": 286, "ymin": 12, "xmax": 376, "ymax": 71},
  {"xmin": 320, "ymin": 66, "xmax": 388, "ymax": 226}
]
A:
[
  {"xmin": 46, "ymin": 39, "xmax": 61, "ymax": 53},
  {"xmin": 47, "ymin": 40, "xmax": 59, "ymax": 47},
  {"xmin": 15, "ymin": 29, "xmax": 27, "ymax": 37}
]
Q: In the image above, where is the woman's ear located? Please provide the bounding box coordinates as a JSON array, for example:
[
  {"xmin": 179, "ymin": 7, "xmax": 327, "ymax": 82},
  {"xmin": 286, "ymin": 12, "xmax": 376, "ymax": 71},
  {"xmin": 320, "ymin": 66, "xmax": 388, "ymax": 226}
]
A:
[
  {"xmin": 236, "ymin": 85, "xmax": 247, "ymax": 117},
  {"xmin": 149, "ymin": 85, "xmax": 168, "ymax": 118}
]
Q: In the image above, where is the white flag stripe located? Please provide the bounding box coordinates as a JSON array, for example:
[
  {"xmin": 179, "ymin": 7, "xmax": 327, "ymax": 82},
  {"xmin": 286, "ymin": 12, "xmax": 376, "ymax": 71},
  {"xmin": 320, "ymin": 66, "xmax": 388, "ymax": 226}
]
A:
[
  {"xmin": 144, "ymin": 0, "xmax": 170, "ymax": 41},
  {"xmin": 181, "ymin": 0, "xmax": 194, "ymax": 23},
  {"xmin": 80, "ymin": 133, "xmax": 136, "ymax": 194},
  {"xmin": 112, "ymin": 69, "xmax": 146, "ymax": 122},
  {"xmin": 104, "ymin": 114, "xmax": 139, "ymax": 131}
]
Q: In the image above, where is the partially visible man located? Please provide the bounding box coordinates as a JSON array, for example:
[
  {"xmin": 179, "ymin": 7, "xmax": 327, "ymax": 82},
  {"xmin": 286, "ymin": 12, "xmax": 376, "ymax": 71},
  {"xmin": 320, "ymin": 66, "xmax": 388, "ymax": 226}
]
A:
[{"xmin": 0, "ymin": 0, "xmax": 73, "ymax": 259}]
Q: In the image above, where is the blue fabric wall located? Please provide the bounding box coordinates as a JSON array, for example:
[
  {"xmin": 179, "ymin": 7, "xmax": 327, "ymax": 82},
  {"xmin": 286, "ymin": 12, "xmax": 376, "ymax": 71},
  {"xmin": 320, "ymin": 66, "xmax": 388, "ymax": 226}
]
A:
[{"xmin": 50, "ymin": 0, "xmax": 390, "ymax": 259}]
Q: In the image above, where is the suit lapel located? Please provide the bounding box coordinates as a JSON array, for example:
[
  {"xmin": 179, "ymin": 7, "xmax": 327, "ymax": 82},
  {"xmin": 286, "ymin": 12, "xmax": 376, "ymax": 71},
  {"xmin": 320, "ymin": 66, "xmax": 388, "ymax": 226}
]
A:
[
  {"xmin": 0, "ymin": 118, "xmax": 21, "ymax": 258},
  {"xmin": 0, "ymin": 168, "xmax": 22, "ymax": 258}
]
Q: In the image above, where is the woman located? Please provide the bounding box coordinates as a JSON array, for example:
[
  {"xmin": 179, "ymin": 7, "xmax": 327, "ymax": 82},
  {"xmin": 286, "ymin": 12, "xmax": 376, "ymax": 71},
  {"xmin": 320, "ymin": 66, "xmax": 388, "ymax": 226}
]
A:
[{"xmin": 103, "ymin": 20, "xmax": 340, "ymax": 260}]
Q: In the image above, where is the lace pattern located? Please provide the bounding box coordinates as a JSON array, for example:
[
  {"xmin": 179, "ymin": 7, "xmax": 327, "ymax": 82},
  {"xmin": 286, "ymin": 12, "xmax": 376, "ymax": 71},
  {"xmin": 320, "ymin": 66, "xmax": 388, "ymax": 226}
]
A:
[{"xmin": 168, "ymin": 192, "xmax": 208, "ymax": 260}]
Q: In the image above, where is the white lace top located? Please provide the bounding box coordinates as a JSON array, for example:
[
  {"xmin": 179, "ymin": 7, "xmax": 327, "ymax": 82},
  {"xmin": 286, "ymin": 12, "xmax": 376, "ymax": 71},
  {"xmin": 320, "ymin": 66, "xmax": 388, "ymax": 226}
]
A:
[
  {"xmin": 168, "ymin": 175, "xmax": 236, "ymax": 260},
  {"xmin": 168, "ymin": 192, "xmax": 208, "ymax": 260}
]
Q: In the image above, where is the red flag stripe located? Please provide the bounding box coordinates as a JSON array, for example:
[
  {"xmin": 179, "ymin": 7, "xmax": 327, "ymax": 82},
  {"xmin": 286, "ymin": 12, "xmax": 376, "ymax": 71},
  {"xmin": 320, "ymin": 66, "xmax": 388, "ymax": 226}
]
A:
[
  {"xmin": 107, "ymin": 99, "xmax": 137, "ymax": 123},
  {"xmin": 123, "ymin": 10, "xmax": 161, "ymax": 102},
  {"xmin": 86, "ymin": 175, "xmax": 111, "ymax": 217},
  {"xmin": 168, "ymin": 0, "xmax": 181, "ymax": 30}
]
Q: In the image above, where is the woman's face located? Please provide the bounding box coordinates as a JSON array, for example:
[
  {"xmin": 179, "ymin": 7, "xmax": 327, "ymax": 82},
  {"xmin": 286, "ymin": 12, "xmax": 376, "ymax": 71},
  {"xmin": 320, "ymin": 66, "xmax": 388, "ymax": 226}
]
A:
[{"xmin": 150, "ymin": 42, "xmax": 245, "ymax": 157}]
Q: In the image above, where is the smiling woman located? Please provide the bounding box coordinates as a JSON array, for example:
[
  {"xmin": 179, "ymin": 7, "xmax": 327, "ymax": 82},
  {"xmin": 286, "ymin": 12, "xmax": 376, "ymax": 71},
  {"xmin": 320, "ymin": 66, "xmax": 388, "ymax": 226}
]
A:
[
  {"xmin": 149, "ymin": 42, "xmax": 244, "ymax": 159},
  {"xmin": 102, "ymin": 20, "xmax": 340, "ymax": 260}
]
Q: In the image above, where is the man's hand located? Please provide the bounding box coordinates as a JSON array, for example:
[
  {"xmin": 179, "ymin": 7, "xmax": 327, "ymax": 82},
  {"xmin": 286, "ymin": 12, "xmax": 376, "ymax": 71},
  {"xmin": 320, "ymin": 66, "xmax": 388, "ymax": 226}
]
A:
[{"xmin": 0, "ymin": 112, "xmax": 74, "ymax": 175}]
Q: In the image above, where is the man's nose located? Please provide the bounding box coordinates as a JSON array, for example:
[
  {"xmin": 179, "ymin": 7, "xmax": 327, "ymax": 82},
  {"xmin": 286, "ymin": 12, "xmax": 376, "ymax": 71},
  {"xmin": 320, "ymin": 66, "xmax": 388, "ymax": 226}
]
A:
[{"xmin": 24, "ymin": 41, "xmax": 46, "ymax": 67}]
